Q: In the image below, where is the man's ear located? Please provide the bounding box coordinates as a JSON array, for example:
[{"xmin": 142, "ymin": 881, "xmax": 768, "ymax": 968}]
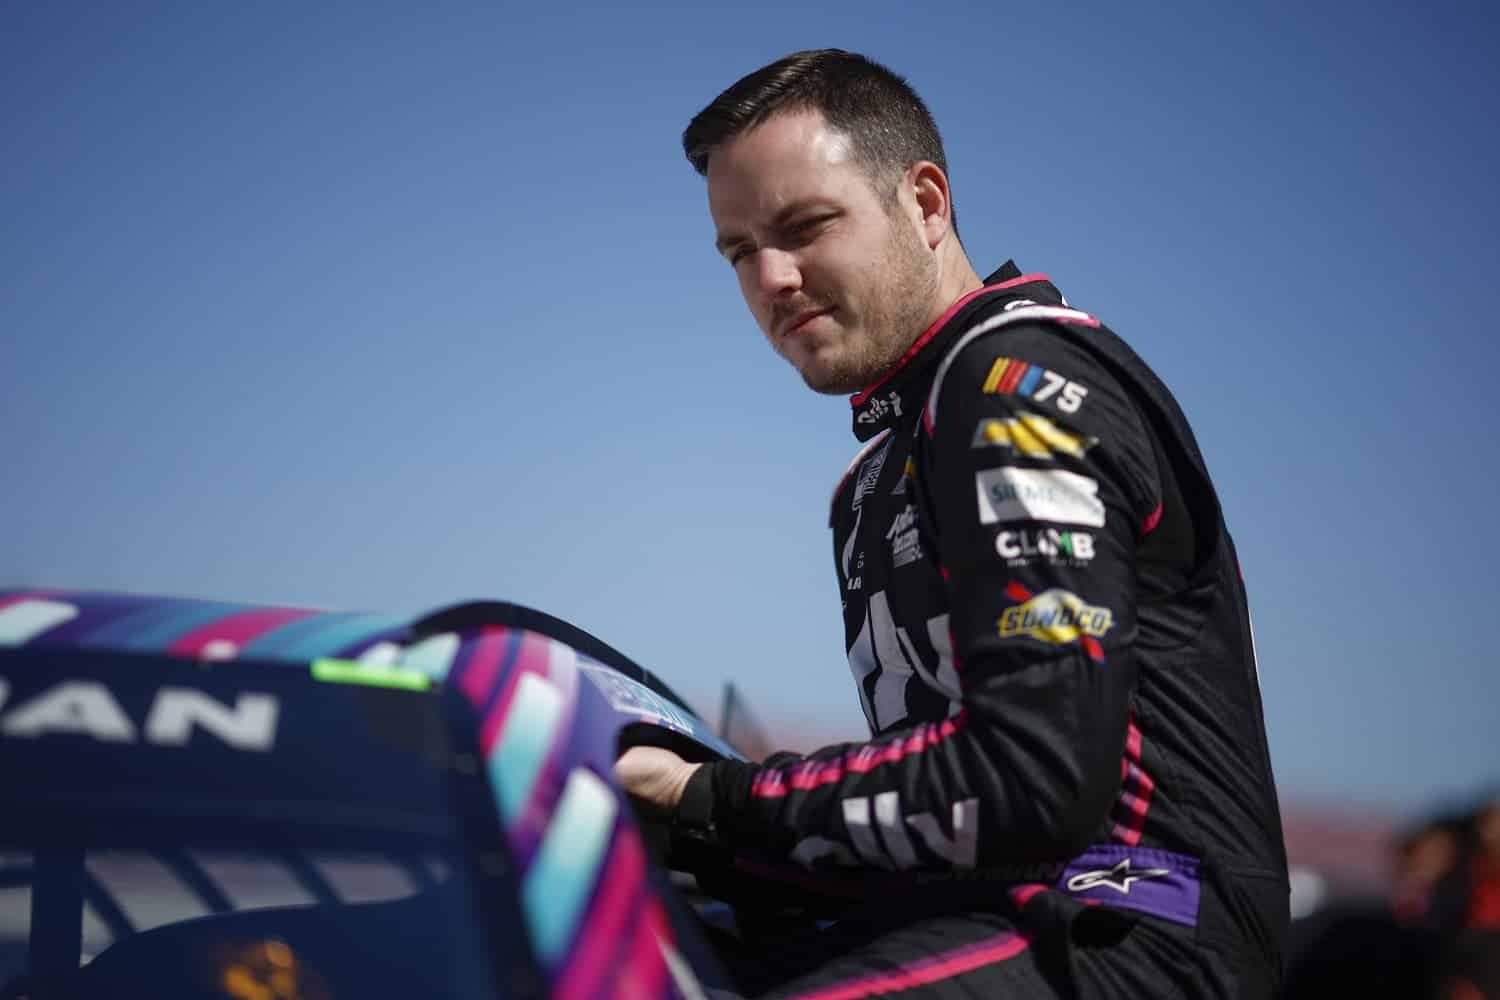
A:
[{"xmin": 908, "ymin": 161, "xmax": 954, "ymax": 250}]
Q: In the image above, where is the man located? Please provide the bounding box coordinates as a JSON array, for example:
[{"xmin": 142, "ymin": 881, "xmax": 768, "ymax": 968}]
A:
[{"xmin": 619, "ymin": 49, "xmax": 1289, "ymax": 997}]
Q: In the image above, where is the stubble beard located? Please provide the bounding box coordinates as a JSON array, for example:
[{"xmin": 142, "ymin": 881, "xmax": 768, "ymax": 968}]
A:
[{"xmin": 797, "ymin": 216, "xmax": 940, "ymax": 396}]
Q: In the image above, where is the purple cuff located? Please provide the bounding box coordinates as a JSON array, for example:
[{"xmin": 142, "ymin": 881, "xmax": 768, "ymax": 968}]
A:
[{"xmin": 1056, "ymin": 845, "xmax": 1201, "ymax": 927}]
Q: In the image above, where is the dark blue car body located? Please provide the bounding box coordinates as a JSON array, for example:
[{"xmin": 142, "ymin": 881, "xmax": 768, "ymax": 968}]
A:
[{"xmin": 0, "ymin": 589, "xmax": 742, "ymax": 999}]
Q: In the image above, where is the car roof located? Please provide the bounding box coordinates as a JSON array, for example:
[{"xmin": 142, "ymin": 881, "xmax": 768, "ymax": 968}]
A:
[{"xmin": 0, "ymin": 589, "xmax": 409, "ymax": 664}]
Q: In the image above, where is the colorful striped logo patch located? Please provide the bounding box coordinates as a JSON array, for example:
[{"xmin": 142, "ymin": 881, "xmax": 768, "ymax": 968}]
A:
[
  {"xmin": 981, "ymin": 357, "xmax": 1090, "ymax": 415},
  {"xmin": 983, "ymin": 357, "xmax": 1037, "ymax": 395}
]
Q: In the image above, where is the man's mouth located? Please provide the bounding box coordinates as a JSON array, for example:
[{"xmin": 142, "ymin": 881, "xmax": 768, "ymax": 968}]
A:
[{"xmin": 780, "ymin": 307, "xmax": 833, "ymax": 339}]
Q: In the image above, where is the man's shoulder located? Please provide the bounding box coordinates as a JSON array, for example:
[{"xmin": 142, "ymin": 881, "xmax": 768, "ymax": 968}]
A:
[
  {"xmin": 924, "ymin": 299, "xmax": 1131, "ymax": 438},
  {"xmin": 928, "ymin": 290, "xmax": 1218, "ymax": 505}
]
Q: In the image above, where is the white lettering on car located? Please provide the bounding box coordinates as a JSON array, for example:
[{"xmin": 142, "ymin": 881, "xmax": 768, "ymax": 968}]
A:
[
  {"xmin": 0, "ymin": 679, "xmax": 280, "ymax": 751},
  {"xmin": 144, "ymin": 688, "xmax": 280, "ymax": 751}
]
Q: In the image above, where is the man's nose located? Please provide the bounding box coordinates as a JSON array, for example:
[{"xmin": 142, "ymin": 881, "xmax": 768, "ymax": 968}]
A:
[{"xmin": 754, "ymin": 247, "xmax": 802, "ymax": 298}]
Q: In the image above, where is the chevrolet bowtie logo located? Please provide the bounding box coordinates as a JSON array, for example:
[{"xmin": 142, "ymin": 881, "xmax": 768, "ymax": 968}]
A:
[{"xmin": 1066, "ymin": 858, "xmax": 1170, "ymax": 895}]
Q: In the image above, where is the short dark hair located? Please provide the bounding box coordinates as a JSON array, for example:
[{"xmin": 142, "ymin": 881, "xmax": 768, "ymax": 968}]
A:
[{"xmin": 683, "ymin": 49, "xmax": 953, "ymax": 220}]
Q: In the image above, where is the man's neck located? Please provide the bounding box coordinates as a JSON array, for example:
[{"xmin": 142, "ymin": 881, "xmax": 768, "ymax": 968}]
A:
[{"xmin": 929, "ymin": 250, "xmax": 983, "ymax": 330}]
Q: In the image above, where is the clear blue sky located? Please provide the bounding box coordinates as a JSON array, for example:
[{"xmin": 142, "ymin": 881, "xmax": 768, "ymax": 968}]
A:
[{"xmin": 4, "ymin": 2, "xmax": 1496, "ymax": 817}]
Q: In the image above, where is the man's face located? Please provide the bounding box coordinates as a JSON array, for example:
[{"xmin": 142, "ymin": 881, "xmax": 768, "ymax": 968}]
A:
[{"xmin": 706, "ymin": 109, "xmax": 939, "ymax": 394}]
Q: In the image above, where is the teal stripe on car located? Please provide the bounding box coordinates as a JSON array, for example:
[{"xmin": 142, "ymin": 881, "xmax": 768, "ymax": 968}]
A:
[
  {"xmin": 521, "ymin": 769, "xmax": 617, "ymax": 965},
  {"xmin": 487, "ymin": 673, "xmax": 565, "ymax": 824},
  {"xmin": 401, "ymin": 633, "xmax": 462, "ymax": 680},
  {"xmin": 242, "ymin": 612, "xmax": 399, "ymax": 660}
]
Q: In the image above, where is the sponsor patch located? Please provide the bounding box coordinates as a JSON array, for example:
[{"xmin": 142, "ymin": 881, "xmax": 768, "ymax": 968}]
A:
[
  {"xmin": 886, "ymin": 503, "xmax": 924, "ymax": 568},
  {"xmin": 857, "ymin": 390, "xmax": 904, "ymax": 425},
  {"xmin": 982, "ymin": 357, "xmax": 1089, "ymax": 414},
  {"xmin": 975, "ymin": 467, "xmax": 1105, "ymax": 527},
  {"xmin": 842, "ymin": 438, "xmax": 891, "ymax": 590},
  {"xmin": 995, "ymin": 527, "xmax": 1095, "ymax": 566},
  {"xmin": 852, "ymin": 439, "xmax": 892, "ymax": 512},
  {"xmin": 998, "ymin": 582, "xmax": 1112, "ymax": 662},
  {"xmin": 1066, "ymin": 858, "xmax": 1170, "ymax": 895},
  {"xmin": 971, "ymin": 413, "xmax": 1096, "ymax": 460}
]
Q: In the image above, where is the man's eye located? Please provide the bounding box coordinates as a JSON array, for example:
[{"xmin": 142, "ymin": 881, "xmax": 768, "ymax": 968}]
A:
[
  {"xmin": 728, "ymin": 247, "xmax": 751, "ymax": 266},
  {"xmin": 794, "ymin": 214, "xmax": 834, "ymax": 235}
]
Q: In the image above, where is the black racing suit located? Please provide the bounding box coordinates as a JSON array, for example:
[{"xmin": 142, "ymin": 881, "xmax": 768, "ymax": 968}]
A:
[{"xmin": 680, "ymin": 262, "xmax": 1289, "ymax": 998}]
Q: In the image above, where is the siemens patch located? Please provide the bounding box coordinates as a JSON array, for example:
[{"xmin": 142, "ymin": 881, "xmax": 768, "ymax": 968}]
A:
[{"xmin": 975, "ymin": 467, "xmax": 1105, "ymax": 527}]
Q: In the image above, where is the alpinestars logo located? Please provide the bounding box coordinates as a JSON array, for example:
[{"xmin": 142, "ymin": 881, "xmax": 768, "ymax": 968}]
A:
[{"xmin": 1066, "ymin": 858, "xmax": 1170, "ymax": 895}]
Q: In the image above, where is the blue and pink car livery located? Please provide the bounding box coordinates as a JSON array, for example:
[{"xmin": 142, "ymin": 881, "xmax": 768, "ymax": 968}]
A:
[{"xmin": 0, "ymin": 588, "xmax": 740, "ymax": 999}]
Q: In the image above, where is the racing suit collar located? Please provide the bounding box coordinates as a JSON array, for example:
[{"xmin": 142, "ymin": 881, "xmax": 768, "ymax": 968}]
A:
[{"xmin": 849, "ymin": 261, "xmax": 1065, "ymax": 440}]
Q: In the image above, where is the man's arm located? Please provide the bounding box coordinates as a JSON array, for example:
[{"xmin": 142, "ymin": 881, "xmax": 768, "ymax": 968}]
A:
[{"xmin": 623, "ymin": 316, "xmax": 1163, "ymax": 869}]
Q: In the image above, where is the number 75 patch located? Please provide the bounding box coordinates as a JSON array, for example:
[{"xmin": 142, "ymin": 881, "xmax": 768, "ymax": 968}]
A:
[{"xmin": 982, "ymin": 357, "xmax": 1089, "ymax": 414}]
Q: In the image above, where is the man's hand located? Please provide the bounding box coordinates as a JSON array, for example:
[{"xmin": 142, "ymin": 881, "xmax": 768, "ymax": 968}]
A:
[{"xmin": 615, "ymin": 745, "xmax": 701, "ymax": 816}]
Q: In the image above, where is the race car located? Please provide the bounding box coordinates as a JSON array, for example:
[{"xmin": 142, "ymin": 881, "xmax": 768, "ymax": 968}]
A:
[{"xmin": 0, "ymin": 589, "xmax": 772, "ymax": 999}]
